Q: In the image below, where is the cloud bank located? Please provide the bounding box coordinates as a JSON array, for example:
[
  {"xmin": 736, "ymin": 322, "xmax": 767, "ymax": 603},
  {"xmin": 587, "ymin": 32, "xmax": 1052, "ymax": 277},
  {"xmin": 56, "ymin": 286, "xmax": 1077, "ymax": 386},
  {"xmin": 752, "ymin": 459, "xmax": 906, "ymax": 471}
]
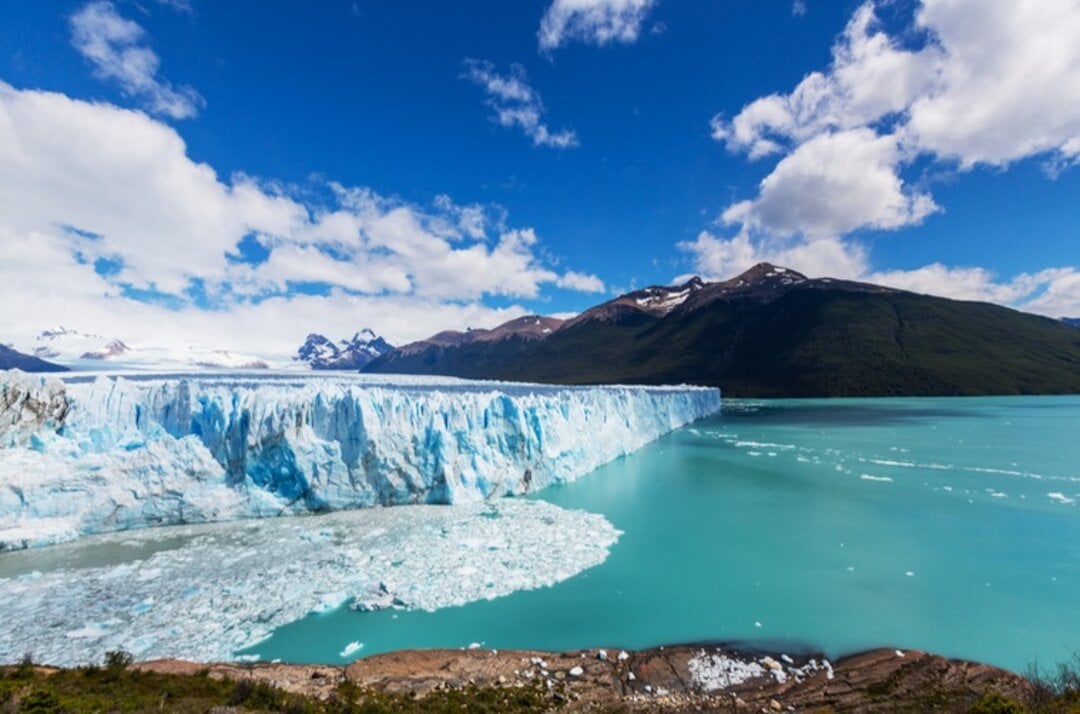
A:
[{"xmin": 0, "ymin": 82, "xmax": 603, "ymax": 357}]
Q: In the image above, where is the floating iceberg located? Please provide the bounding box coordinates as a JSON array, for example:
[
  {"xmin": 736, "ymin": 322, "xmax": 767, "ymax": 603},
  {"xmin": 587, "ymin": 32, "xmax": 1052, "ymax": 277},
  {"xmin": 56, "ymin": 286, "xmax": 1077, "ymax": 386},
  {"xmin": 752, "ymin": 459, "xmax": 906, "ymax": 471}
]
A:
[
  {"xmin": 0, "ymin": 499, "xmax": 619, "ymax": 665},
  {"xmin": 1, "ymin": 371, "xmax": 719, "ymax": 548}
]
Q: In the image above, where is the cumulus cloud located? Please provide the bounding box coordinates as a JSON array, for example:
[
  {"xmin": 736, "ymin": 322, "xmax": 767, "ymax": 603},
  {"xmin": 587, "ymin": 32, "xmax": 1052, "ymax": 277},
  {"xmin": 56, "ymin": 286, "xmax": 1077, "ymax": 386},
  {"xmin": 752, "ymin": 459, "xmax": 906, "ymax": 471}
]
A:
[
  {"xmin": 538, "ymin": 0, "xmax": 659, "ymax": 52},
  {"xmin": 697, "ymin": 0, "xmax": 1079, "ymax": 318},
  {"xmin": 0, "ymin": 82, "xmax": 604, "ymax": 357},
  {"xmin": 70, "ymin": 1, "xmax": 204, "ymax": 119},
  {"xmin": 720, "ymin": 129, "xmax": 937, "ymax": 239},
  {"xmin": 462, "ymin": 60, "xmax": 578, "ymax": 148},
  {"xmin": 713, "ymin": 0, "xmax": 1080, "ymax": 240}
]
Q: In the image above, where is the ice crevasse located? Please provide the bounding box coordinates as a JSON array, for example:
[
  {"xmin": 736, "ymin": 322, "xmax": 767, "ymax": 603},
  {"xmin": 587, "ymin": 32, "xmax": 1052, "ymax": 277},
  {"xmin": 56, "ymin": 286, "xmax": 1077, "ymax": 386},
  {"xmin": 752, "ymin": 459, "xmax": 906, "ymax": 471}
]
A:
[{"xmin": 0, "ymin": 371, "xmax": 721, "ymax": 548}]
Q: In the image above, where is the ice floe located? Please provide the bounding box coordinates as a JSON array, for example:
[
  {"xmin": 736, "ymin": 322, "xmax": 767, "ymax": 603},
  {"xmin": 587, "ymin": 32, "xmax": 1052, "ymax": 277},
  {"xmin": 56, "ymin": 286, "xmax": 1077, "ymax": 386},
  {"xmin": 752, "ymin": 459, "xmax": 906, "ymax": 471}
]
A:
[{"xmin": 0, "ymin": 499, "xmax": 619, "ymax": 666}]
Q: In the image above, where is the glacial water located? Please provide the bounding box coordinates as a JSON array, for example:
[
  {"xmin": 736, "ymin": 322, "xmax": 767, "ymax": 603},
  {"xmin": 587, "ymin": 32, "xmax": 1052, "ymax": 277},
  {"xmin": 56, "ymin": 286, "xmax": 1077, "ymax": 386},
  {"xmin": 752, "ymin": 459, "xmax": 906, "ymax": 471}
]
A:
[{"xmin": 244, "ymin": 397, "xmax": 1080, "ymax": 674}]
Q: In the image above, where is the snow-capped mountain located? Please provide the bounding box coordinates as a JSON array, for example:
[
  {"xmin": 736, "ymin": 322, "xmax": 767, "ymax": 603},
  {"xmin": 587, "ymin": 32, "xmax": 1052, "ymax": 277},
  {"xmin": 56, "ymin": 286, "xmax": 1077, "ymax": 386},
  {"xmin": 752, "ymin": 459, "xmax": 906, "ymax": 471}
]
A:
[
  {"xmin": 31, "ymin": 327, "xmax": 131, "ymax": 362},
  {"xmin": 18, "ymin": 327, "xmax": 270, "ymax": 370},
  {"xmin": 296, "ymin": 329, "xmax": 394, "ymax": 370}
]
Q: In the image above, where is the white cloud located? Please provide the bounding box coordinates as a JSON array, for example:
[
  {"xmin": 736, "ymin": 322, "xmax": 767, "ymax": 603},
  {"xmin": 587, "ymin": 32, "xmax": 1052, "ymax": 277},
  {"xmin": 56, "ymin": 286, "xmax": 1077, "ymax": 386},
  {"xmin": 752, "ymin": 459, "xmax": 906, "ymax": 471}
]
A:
[
  {"xmin": 904, "ymin": 0, "xmax": 1080, "ymax": 168},
  {"xmin": 462, "ymin": 60, "xmax": 578, "ymax": 148},
  {"xmin": 0, "ymin": 82, "xmax": 603, "ymax": 358},
  {"xmin": 557, "ymin": 270, "xmax": 606, "ymax": 293},
  {"xmin": 712, "ymin": 4, "xmax": 938, "ymax": 159},
  {"xmin": 720, "ymin": 129, "xmax": 938, "ymax": 240},
  {"xmin": 70, "ymin": 1, "xmax": 204, "ymax": 120},
  {"xmin": 538, "ymin": 0, "xmax": 659, "ymax": 52}
]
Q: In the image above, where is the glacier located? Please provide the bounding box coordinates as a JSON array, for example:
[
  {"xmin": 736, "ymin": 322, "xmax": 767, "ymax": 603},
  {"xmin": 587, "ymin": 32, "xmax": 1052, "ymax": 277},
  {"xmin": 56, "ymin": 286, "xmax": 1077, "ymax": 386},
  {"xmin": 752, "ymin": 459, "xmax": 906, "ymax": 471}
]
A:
[
  {"xmin": 1, "ymin": 370, "xmax": 720, "ymax": 548},
  {"xmin": 0, "ymin": 499, "xmax": 620, "ymax": 665}
]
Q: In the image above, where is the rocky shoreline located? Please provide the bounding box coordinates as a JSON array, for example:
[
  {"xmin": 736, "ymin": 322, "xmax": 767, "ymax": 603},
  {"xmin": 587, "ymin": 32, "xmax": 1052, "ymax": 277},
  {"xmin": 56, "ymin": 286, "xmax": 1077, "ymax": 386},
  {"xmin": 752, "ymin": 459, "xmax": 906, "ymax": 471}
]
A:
[{"xmin": 127, "ymin": 644, "xmax": 1030, "ymax": 711}]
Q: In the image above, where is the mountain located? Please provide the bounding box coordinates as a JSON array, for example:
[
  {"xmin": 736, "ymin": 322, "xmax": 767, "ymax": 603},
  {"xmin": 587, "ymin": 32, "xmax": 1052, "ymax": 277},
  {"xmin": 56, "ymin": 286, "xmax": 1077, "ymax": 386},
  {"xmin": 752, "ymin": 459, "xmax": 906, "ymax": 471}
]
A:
[
  {"xmin": 15, "ymin": 327, "xmax": 271, "ymax": 370},
  {"xmin": 30, "ymin": 327, "xmax": 131, "ymax": 362},
  {"xmin": 1062, "ymin": 318, "xmax": 1080, "ymax": 328},
  {"xmin": 365, "ymin": 263, "xmax": 1080, "ymax": 397},
  {"xmin": 296, "ymin": 329, "xmax": 394, "ymax": 370},
  {"xmin": 0, "ymin": 344, "xmax": 69, "ymax": 372},
  {"xmin": 366, "ymin": 316, "xmax": 564, "ymax": 377}
]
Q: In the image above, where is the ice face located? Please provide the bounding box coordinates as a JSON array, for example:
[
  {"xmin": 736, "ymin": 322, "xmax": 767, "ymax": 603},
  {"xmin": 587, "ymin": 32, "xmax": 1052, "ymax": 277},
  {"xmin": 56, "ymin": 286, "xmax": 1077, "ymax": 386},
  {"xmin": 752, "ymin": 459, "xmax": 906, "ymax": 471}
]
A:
[
  {"xmin": 0, "ymin": 371, "xmax": 720, "ymax": 548},
  {"xmin": 0, "ymin": 499, "xmax": 620, "ymax": 665}
]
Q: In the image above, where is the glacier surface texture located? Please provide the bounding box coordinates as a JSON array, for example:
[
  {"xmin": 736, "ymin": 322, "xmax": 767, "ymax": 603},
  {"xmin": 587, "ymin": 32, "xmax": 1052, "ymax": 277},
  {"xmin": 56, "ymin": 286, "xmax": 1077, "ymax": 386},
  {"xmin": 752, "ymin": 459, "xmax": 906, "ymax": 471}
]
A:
[
  {"xmin": 0, "ymin": 499, "xmax": 620, "ymax": 665},
  {"xmin": 1, "ymin": 371, "xmax": 720, "ymax": 548}
]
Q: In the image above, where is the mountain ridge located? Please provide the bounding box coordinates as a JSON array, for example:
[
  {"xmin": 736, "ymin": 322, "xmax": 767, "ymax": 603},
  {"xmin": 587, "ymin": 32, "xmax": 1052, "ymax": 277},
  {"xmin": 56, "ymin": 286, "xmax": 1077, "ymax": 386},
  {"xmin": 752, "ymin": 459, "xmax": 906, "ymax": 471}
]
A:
[
  {"xmin": 0, "ymin": 344, "xmax": 69, "ymax": 372},
  {"xmin": 296, "ymin": 330, "xmax": 394, "ymax": 370},
  {"xmin": 365, "ymin": 263, "xmax": 1080, "ymax": 397}
]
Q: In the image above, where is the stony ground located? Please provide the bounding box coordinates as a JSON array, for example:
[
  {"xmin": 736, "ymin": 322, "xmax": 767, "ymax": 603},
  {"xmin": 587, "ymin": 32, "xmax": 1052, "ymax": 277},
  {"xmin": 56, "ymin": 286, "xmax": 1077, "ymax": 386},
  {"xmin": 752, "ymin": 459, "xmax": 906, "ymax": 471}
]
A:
[{"xmin": 134, "ymin": 644, "xmax": 1031, "ymax": 712}]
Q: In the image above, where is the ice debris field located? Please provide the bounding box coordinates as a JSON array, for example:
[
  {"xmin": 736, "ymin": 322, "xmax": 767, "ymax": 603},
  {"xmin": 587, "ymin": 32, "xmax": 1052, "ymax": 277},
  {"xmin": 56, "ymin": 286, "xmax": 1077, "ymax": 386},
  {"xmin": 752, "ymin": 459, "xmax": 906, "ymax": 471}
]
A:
[
  {"xmin": 0, "ymin": 499, "xmax": 619, "ymax": 665},
  {"xmin": 0, "ymin": 370, "xmax": 720, "ymax": 549}
]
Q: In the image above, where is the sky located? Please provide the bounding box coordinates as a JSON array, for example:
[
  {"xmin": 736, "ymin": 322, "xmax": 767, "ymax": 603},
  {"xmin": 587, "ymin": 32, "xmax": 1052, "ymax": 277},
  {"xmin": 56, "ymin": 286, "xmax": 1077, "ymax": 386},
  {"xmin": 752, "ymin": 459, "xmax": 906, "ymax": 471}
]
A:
[{"xmin": 0, "ymin": 0, "xmax": 1077, "ymax": 359}]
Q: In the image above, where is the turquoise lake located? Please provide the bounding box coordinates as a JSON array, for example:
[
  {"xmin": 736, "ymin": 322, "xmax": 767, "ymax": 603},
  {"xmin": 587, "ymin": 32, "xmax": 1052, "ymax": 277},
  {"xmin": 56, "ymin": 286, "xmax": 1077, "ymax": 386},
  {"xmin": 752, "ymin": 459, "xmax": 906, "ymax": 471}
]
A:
[{"xmin": 246, "ymin": 397, "xmax": 1080, "ymax": 674}]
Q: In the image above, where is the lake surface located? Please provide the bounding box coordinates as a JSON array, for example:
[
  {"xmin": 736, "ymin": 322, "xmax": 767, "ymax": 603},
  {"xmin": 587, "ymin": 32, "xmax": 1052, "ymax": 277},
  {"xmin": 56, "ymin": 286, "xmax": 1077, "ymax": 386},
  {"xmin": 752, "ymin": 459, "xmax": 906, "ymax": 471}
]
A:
[{"xmin": 246, "ymin": 397, "xmax": 1080, "ymax": 673}]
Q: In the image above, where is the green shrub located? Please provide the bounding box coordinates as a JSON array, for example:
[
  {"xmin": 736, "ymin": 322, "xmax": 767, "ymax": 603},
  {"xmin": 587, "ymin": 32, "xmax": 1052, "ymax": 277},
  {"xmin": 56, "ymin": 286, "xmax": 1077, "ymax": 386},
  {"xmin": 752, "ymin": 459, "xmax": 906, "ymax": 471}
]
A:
[{"xmin": 969, "ymin": 692, "xmax": 1026, "ymax": 714}]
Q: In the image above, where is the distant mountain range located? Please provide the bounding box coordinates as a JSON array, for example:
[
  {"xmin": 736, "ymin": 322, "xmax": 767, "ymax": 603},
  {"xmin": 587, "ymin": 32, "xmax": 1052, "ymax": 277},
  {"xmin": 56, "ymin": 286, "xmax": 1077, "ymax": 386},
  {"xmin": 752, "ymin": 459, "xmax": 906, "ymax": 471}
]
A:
[
  {"xmin": 1062, "ymin": 317, "xmax": 1080, "ymax": 328},
  {"xmin": 366, "ymin": 263, "xmax": 1080, "ymax": 397},
  {"xmin": 4, "ymin": 327, "xmax": 270, "ymax": 371},
  {"xmin": 0, "ymin": 344, "xmax": 68, "ymax": 372},
  {"xmin": 295, "ymin": 330, "xmax": 394, "ymax": 370}
]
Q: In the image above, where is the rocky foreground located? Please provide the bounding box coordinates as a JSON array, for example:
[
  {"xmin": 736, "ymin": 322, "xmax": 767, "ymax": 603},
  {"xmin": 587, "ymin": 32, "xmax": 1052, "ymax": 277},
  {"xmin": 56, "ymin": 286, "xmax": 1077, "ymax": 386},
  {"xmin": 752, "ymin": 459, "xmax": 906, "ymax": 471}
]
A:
[{"xmin": 132, "ymin": 644, "xmax": 1031, "ymax": 712}]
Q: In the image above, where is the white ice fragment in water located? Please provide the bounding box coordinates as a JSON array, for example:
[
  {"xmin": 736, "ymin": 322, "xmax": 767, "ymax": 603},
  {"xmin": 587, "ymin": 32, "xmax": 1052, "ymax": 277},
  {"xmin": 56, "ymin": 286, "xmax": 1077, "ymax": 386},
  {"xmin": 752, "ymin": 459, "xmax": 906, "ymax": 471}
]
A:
[
  {"xmin": 1048, "ymin": 492, "xmax": 1076, "ymax": 505},
  {"xmin": 754, "ymin": 621, "xmax": 763, "ymax": 628},
  {"xmin": 468, "ymin": 642, "xmax": 482, "ymax": 650},
  {"xmin": 340, "ymin": 641, "xmax": 363, "ymax": 658},
  {"xmin": 860, "ymin": 474, "xmax": 894, "ymax": 483},
  {"xmin": 905, "ymin": 571, "xmax": 915, "ymax": 577}
]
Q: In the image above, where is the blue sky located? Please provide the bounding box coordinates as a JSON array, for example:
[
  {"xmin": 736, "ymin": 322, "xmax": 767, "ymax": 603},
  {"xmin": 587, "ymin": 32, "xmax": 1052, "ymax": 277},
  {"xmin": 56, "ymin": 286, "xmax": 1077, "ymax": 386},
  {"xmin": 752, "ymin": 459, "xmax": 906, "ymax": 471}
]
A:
[{"xmin": 0, "ymin": 0, "xmax": 1077, "ymax": 358}]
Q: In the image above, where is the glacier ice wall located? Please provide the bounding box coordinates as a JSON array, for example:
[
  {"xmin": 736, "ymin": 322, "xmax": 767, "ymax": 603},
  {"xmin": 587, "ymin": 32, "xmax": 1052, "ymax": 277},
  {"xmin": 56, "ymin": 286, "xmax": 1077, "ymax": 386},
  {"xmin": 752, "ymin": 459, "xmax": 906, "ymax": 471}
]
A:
[{"xmin": 0, "ymin": 371, "xmax": 720, "ymax": 548}]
